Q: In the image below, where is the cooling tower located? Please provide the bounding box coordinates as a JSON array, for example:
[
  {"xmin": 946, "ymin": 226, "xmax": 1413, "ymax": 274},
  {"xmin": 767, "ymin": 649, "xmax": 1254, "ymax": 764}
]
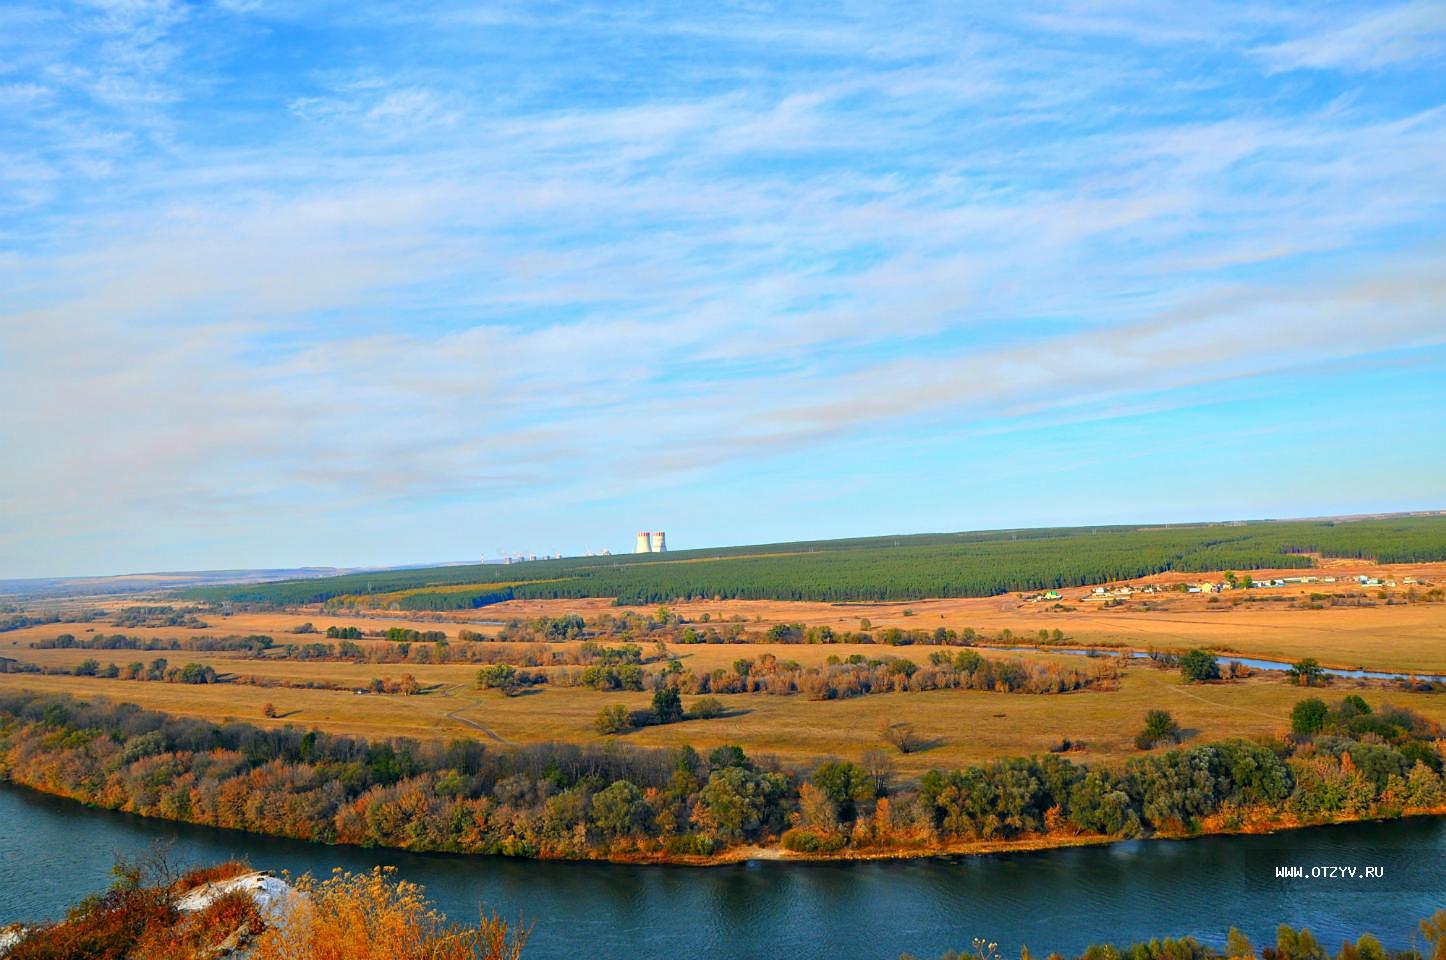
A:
[
  {"xmin": 650, "ymin": 531, "xmax": 667, "ymax": 552},
  {"xmin": 635, "ymin": 531, "xmax": 651, "ymax": 554}
]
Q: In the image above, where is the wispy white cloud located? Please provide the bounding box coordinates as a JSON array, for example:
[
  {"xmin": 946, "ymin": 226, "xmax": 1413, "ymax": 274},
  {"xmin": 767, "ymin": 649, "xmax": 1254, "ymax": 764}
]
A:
[
  {"xmin": 1257, "ymin": 1, "xmax": 1446, "ymax": 72},
  {"xmin": 0, "ymin": 0, "xmax": 1442, "ymax": 575}
]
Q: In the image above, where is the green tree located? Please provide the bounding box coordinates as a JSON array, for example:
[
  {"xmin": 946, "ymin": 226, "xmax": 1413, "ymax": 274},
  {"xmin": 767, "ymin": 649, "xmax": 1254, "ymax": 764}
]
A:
[
  {"xmin": 1286, "ymin": 658, "xmax": 1325, "ymax": 687},
  {"xmin": 1178, "ymin": 649, "xmax": 1220, "ymax": 682},
  {"xmin": 476, "ymin": 664, "xmax": 517, "ymax": 690},
  {"xmin": 696, "ymin": 765, "xmax": 789, "ymax": 842},
  {"xmin": 1067, "ymin": 770, "xmax": 1140, "ymax": 836},
  {"xmin": 652, "ymin": 686, "xmax": 684, "ymax": 724},
  {"xmin": 1135, "ymin": 709, "xmax": 1181, "ymax": 749},
  {"xmin": 176, "ymin": 663, "xmax": 216, "ymax": 684},
  {"xmin": 1291, "ymin": 697, "xmax": 1329, "ymax": 736},
  {"xmin": 708, "ymin": 745, "xmax": 748, "ymax": 769},
  {"xmin": 591, "ymin": 780, "xmax": 646, "ymax": 838},
  {"xmin": 810, "ymin": 760, "xmax": 876, "ymax": 821}
]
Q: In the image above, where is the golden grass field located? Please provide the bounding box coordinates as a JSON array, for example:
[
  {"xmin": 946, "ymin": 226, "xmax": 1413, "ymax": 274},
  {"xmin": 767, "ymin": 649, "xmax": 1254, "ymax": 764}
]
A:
[
  {"xmin": 3, "ymin": 642, "xmax": 1443, "ymax": 776},
  {"xmin": 1, "ymin": 558, "xmax": 1440, "ymax": 776}
]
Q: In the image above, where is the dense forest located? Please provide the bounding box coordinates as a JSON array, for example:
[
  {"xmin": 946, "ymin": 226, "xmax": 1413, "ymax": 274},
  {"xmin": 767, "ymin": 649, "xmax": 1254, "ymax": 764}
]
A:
[
  {"xmin": 179, "ymin": 518, "xmax": 1446, "ymax": 607},
  {"xmin": 0, "ymin": 691, "xmax": 1441, "ymax": 863}
]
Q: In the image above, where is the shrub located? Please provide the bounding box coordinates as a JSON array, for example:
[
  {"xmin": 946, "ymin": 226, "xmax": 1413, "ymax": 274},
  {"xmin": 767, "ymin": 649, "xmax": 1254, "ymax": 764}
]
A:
[
  {"xmin": 262, "ymin": 702, "xmax": 277, "ymax": 718},
  {"xmin": 9, "ymin": 858, "xmax": 260, "ymax": 960},
  {"xmin": 594, "ymin": 704, "xmax": 631, "ymax": 735},
  {"xmin": 252, "ymin": 866, "xmax": 527, "ymax": 960},
  {"xmin": 689, "ymin": 696, "xmax": 725, "ymax": 720},
  {"xmin": 1135, "ymin": 709, "xmax": 1181, "ymax": 750},
  {"xmin": 7, "ymin": 887, "xmax": 174, "ymax": 960},
  {"xmin": 881, "ymin": 721, "xmax": 925, "ymax": 754},
  {"xmin": 780, "ymin": 828, "xmax": 847, "ymax": 853}
]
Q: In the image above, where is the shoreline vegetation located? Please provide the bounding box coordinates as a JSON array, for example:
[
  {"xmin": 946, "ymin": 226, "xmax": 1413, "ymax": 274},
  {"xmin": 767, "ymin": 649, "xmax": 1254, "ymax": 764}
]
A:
[
  {"xmin": 0, "ymin": 859, "xmax": 529, "ymax": 960},
  {"xmin": 1, "ymin": 691, "xmax": 1442, "ymax": 867}
]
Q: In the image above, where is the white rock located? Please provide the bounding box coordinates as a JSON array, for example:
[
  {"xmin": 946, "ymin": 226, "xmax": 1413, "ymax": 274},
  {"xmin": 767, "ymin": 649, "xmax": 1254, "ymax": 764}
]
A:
[
  {"xmin": 176, "ymin": 871, "xmax": 301, "ymax": 932},
  {"xmin": 0, "ymin": 926, "xmax": 27, "ymax": 957}
]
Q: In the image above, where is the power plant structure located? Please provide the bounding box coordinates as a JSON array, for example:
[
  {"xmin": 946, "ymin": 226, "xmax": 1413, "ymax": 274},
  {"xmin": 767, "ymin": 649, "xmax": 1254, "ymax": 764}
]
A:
[{"xmin": 635, "ymin": 530, "xmax": 668, "ymax": 553}]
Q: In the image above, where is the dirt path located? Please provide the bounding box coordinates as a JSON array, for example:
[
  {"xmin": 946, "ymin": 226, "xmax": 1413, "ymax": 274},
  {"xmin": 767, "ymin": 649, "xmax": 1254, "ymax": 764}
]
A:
[
  {"xmin": 437, "ymin": 684, "xmax": 509, "ymax": 743},
  {"xmin": 1139, "ymin": 670, "xmax": 1287, "ymax": 721}
]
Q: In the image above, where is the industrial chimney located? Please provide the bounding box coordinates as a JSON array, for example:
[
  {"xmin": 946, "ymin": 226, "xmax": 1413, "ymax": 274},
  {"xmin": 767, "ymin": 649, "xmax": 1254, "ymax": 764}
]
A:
[
  {"xmin": 635, "ymin": 531, "xmax": 651, "ymax": 554},
  {"xmin": 650, "ymin": 531, "xmax": 667, "ymax": 553}
]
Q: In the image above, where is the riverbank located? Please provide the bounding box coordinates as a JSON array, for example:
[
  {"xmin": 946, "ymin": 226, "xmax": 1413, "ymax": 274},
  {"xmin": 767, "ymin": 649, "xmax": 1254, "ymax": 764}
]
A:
[
  {"xmin": 3, "ymin": 689, "xmax": 1443, "ymax": 873},
  {"xmin": 2, "ymin": 771, "xmax": 1443, "ymax": 869}
]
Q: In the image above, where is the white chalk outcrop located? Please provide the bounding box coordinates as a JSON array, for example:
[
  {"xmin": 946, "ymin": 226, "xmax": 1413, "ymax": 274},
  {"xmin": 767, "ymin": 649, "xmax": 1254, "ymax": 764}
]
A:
[
  {"xmin": 178, "ymin": 870, "xmax": 304, "ymax": 957},
  {"xmin": 0, "ymin": 871, "xmax": 304, "ymax": 959},
  {"xmin": 0, "ymin": 927, "xmax": 25, "ymax": 957},
  {"xmin": 177, "ymin": 870, "xmax": 298, "ymax": 926}
]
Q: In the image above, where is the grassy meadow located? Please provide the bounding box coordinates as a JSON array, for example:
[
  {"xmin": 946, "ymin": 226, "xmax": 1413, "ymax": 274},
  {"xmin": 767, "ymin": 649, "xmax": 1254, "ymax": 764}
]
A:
[{"xmin": 4, "ymin": 633, "xmax": 1443, "ymax": 776}]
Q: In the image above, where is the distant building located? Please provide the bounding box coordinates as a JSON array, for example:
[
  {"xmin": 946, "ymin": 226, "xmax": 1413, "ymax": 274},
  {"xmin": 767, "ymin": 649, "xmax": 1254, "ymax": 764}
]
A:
[
  {"xmin": 635, "ymin": 531, "xmax": 651, "ymax": 554},
  {"xmin": 650, "ymin": 531, "xmax": 667, "ymax": 552}
]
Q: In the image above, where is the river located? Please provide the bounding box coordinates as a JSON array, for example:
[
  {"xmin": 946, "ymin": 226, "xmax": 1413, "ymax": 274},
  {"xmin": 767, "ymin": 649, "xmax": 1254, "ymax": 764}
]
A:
[
  {"xmin": 986, "ymin": 646, "xmax": 1446, "ymax": 683},
  {"xmin": 1, "ymin": 787, "xmax": 1441, "ymax": 958}
]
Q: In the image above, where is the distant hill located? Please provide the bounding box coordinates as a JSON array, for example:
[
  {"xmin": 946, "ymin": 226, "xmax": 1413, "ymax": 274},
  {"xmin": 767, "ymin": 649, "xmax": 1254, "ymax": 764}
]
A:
[
  {"xmin": 0, "ymin": 567, "xmax": 368, "ymax": 600},
  {"xmin": 178, "ymin": 515, "xmax": 1446, "ymax": 608}
]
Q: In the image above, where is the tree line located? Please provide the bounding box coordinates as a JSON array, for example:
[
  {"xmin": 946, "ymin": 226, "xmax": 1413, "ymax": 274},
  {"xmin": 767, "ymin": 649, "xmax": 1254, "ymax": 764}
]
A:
[
  {"xmin": 0, "ymin": 691, "xmax": 1440, "ymax": 863},
  {"xmin": 904, "ymin": 915, "xmax": 1446, "ymax": 960},
  {"xmin": 178, "ymin": 518, "xmax": 1446, "ymax": 607}
]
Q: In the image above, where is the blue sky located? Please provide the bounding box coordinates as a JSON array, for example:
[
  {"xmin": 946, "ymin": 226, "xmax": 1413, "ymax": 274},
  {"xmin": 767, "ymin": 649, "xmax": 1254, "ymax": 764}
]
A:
[{"xmin": 2, "ymin": 1, "xmax": 1444, "ymax": 578}]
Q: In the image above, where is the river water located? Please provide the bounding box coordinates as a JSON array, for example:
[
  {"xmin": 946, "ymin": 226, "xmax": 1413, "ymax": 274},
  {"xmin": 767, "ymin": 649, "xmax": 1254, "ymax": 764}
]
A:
[
  {"xmin": 986, "ymin": 646, "xmax": 1446, "ymax": 683},
  {"xmin": 1, "ymin": 786, "xmax": 1441, "ymax": 959}
]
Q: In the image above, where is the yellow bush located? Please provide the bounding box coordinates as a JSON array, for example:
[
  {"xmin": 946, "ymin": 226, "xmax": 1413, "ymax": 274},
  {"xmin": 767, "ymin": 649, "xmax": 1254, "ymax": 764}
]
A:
[{"xmin": 252, "ymin": 867, "xmax": 528, "ymax": 960}]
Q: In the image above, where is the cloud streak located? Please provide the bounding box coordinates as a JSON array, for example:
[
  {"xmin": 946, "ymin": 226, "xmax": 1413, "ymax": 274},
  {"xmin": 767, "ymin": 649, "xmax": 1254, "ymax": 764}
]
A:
[{"xmin": 0, "ymin": 1, "xmax": 1443, "ymax": 575}]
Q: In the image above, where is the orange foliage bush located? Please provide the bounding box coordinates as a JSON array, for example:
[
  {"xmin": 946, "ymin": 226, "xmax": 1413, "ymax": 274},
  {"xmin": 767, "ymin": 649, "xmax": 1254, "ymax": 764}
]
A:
[
  {"xmin": 252, "ymin": 866, "xmax": 529, "ymax": 960},
  {"xmin": 7, "ymin": 886, "xmax": 174, "ymax": 960},
  {"xmin": 131, "ymin": 890, "xmax": 263, "ymax": 960},
  {"xmin": 173, "ymin": 859, "xmax": 252, "ymax": 891}
]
